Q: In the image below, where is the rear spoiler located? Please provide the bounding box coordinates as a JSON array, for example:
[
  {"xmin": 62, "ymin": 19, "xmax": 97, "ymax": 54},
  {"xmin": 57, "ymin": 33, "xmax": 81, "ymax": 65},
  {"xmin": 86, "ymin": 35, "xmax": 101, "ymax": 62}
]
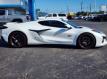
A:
[{"xmin": 0, "ymin": 26, "xmax": 8, "ymax": 29}]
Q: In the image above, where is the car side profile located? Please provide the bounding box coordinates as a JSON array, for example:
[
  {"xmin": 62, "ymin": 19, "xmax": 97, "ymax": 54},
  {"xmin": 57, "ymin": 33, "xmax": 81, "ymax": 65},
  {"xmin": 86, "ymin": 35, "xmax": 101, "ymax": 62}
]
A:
[{"xmin": 0, "ymin": 19, "xmax": 107, "ymax": 49}]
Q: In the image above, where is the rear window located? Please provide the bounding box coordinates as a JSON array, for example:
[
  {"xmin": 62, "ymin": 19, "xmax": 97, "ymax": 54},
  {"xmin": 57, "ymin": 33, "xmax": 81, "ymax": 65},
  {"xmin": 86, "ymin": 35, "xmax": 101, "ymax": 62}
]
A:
[
  {"xmin": 0, "ymin": 10, "xmax": 5, "ymax": 15},
  {"xmin": 58, "ymin": 14, "xmax": 66, "ymax": 17}
]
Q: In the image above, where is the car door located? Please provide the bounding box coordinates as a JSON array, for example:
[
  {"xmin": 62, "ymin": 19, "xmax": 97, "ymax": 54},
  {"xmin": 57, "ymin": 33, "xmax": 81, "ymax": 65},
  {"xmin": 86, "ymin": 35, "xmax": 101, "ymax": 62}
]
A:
[{"xmin": 38, "ymin": 20, "xmax": 75, "ymax": 44}]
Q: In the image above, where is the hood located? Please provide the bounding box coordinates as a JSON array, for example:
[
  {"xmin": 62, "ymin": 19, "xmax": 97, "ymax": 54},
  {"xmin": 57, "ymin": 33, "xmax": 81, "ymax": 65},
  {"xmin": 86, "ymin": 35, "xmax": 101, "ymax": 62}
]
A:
[
  {"xmin": 75, "ymin": 26, "xmax": 92, "ymax": 30},
  {"xmin": 77, "ymin": 26, "xmax": 103, "ymax": 34}
]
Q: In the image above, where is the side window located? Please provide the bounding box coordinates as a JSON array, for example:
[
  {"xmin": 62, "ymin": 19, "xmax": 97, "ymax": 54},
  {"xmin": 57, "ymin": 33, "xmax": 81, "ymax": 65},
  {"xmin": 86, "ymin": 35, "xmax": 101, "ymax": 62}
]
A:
[
  {"xmin": 14, "ymin": 11, "xmax": 22, "ymax": 15},
  {"xmin": 39, "ymin": 20, "xmax": 67, "ymax": 28},
  {"xmin": 0, "ymin": 10, "xmax": 5, "ymax": 15},
  {"xmin": 8, "ymin": 10, "xmax": 12, "ymax": 15},
  {"xmin": 53, "ymin": 14, "xmax": 57, "ymax": 17},
  {"xmin": 58, "ymin": 14, "xmax": 66, "ymax": 17},
  {"xmin": 49, "ymin": 20, "xmax": 67, "ymax": 28},
  {"xmin": 38, "ymin": 21, "xmax": 49, "ymax": 26},
  {"xmin": 47, "ymin": 14, "xmax": 52, "ymax": 17}
]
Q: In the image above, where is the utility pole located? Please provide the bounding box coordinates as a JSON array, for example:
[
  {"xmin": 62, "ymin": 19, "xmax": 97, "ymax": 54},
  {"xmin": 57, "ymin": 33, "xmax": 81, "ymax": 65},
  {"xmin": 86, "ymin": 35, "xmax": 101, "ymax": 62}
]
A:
[
  {"xmin": 81, "ymin": 0, "xmax": 83, "ymax": 12},
  {"xmin": 94, "ymin": 0, "xmax": 96, "ymax": 12},
  {"xmin": 69, "ymin": 0, "xmax": 72, "ymax": 12},
  {"xmin": 67, "ymin": 0, "xmax": 71, "ymax": 13},
  {"xmin": 90, "ymin": 3, "xmax": 92, "ymax": 13}
]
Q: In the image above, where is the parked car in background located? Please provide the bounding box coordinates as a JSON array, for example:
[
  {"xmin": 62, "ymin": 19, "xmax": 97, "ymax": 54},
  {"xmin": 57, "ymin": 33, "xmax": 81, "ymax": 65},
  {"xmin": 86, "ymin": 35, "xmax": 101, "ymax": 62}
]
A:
[
  {"xmin": 67, "ymin": 12, "xmax": 75, "ymax": 20},
  {"xmin": 86, "ymin": 14, "xmax": 107, "ymax": 22},
  {"xmin": 92, "ymin": 14, "xmax": 107, "ymax": 22},
  {"xmin": 0, "ymin": 9, "xmax": 31, "ymax": 23},
  {"xmin": 38, "ymin": 13, "xmax": 67, "ymax": 20},
  {"xmin": 73, "ymin": 16, "xmax": 88, "ymax": 20}
]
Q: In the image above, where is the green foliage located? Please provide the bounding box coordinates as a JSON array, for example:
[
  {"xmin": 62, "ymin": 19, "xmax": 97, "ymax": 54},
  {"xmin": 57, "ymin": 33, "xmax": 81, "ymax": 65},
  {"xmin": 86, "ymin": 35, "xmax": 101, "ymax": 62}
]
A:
[{"xmin": 76, "ymin": 11, "xmax": 89, "ymax": 16}]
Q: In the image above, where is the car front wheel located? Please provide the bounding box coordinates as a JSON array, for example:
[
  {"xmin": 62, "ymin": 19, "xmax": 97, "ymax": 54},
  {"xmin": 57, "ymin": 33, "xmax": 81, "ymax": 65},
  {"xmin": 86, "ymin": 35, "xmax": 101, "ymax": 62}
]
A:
[{"xmin": 77, "ymin": 33, "xmax": 96, "ymax": 49}]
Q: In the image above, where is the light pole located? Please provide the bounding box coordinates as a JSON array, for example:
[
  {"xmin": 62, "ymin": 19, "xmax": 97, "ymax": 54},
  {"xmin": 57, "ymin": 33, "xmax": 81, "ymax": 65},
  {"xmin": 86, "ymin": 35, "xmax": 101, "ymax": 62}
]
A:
[
  {"xmin": 28, "ymin": 0, "xmax": 37, "ymax": 21},
  {"xmin": 90, "ymin": 3, "xmax": 92, "ymax": 13},
  {"xmin": 94, "ymin": 0, "xmax": 96, "ymax": 12},
  {"xmin": 69, "ymin": 0, "xmax": 72, "ymax": 12},
  {"xmin": 67, "ymin": 0, "xmax": 71, "ymax": 13},
  {"xmin": 81, "ymin": 0, "xmax": 83, "ymax": 12}
]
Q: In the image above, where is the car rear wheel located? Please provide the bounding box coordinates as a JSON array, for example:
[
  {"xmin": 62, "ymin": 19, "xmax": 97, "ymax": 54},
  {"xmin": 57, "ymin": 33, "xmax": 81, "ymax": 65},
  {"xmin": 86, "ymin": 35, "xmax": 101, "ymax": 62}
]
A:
[
  {"xmin": 77, "ymin": 33, "xmax": 96, "ymax": 49},
  {"xmin": 8, "ymin": 31, "xmax": 27, "ymax": 48}
]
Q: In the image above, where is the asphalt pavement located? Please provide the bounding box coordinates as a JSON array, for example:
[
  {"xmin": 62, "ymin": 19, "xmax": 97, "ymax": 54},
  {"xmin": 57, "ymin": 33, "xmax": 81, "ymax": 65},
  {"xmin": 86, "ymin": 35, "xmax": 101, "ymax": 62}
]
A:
[{"xmin": 0, "ymin": 20, "xmax": 107, "ymax": 79}]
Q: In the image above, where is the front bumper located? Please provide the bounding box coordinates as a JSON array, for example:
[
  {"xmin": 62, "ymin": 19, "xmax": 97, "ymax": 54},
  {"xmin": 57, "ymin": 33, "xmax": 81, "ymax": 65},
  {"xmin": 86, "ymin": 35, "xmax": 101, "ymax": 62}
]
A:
[
  {"xmin": 96, "ymin": 35, "xmax": 107, "ymax": 47},
  {"xmin": 100, "ymin": 36, "xmax": 107, "ymax": 46}
]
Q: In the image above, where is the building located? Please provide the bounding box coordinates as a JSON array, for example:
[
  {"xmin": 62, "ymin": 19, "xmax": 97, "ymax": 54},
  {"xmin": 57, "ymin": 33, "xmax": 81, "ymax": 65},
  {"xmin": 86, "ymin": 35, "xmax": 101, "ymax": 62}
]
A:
[
  {"xmin": 0, "ymin": 0, "xmax": 27, "ymax": 14},
  {"xmin": 100, "ymin": 5, "xmax": 107, "ymax": 12},
  {"xmin": 0, "ymin": 0, "xmax": 37, "ymax": 20}
]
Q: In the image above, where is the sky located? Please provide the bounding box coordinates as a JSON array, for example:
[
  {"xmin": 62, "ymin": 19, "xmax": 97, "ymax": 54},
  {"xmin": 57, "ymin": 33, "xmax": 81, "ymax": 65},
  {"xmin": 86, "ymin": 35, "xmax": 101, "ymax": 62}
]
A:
[
  {"xmin": 35, "ymin": 0, "xmax": 107, "ymax": 13},
  {"xmin": 0, "ymin": 0, "xmax": 107, "ymax": 13}
]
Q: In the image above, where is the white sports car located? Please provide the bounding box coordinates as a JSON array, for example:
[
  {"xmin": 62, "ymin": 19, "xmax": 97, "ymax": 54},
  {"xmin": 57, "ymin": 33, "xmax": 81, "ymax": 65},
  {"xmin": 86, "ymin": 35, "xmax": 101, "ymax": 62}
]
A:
[{"xmin": 0, "ymin": 19, "xmax": 107, "ymax": 49}]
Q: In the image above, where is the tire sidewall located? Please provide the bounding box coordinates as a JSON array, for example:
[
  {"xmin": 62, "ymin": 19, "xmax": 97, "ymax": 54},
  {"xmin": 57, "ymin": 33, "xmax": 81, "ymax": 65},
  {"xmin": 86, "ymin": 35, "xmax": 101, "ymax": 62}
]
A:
[
  {"xmin": 77, "ymin": 33, "xmax": 96, "ymax": 49},
  {"xmin": 8, "ymin": 31, "xmax": 27, "ymax": 48}
]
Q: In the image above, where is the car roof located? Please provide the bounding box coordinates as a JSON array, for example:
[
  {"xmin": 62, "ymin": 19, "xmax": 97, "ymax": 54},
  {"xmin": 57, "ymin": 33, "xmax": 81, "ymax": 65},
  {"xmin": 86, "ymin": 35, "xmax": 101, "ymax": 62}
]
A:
[{"xmin": 15, "ymin": 19, "xmax": 66, "ymax": 26}]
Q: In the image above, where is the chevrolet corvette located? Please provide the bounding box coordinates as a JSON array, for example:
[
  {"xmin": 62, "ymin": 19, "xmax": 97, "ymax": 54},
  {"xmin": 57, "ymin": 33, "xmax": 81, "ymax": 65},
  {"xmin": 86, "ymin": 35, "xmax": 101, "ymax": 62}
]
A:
[{"xmin": 0, "ymin": 19, "xmax": 107, "ymax": 49}]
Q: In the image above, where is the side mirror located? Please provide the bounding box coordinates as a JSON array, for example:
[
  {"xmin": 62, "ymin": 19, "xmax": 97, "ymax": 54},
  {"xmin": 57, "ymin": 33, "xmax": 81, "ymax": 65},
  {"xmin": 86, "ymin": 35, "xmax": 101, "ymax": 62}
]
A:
[{"xmin": 68, "ymin": 27, "xmax": 72, "ymax": 29}]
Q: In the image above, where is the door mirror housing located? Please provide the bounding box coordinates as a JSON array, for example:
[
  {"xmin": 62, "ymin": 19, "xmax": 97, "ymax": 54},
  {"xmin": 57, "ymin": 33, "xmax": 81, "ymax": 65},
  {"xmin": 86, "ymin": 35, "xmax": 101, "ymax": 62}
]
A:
[{"xmin": 68, "ymin": 27, "xmax": 72, "ymax": 29}]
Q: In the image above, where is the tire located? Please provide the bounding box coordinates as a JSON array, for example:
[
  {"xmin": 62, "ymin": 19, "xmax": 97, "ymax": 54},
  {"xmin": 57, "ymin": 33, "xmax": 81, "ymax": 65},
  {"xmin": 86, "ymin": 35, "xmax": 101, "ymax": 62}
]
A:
[
  {"xmin": 77, "ymin": 33, "xmax": 96, "ymax": 49},
  {"xmin": 8, "ymin": 31, "xmax": 27, "ymax": 48}
]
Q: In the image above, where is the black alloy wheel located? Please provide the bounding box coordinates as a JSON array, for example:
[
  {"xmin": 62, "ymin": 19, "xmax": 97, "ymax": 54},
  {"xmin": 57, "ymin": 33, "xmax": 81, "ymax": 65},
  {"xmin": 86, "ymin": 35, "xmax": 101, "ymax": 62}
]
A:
[
  {"xmin": 77, "ymin": 33, "xmax": 96, "ymax": 49},
  {"xmin": 8, "ymin": 32, "xmax": 27, "ymax": 48}
]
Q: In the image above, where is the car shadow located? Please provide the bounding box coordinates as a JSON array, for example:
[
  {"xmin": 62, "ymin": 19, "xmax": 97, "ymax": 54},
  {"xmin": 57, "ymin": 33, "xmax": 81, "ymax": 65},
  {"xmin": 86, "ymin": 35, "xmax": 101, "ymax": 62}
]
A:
[
  {"xmin": 27, "ymin": 44, "xmax": 77, "ymax": 49},
  {"xmin": 0, "ymin": 39, "xmax": 78, "ymax": 49},
  {"xmin": 0, "ymin": 39, "xmax": 101, "ymax": 49}
]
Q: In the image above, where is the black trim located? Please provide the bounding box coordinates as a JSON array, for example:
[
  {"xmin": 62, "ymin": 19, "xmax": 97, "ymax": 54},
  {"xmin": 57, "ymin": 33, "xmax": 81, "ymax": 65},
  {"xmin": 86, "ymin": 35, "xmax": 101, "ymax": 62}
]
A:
[
  {"xmin": 29, "ymin": 29, "xmax": 50, "ymax": 35},
  {"xmin": 0, "ymin": 26, "xmax": 8, "ymax": 29},
  {"xmin": 1, "ymin": 36, "xmax": 6, "ymax": 42}
]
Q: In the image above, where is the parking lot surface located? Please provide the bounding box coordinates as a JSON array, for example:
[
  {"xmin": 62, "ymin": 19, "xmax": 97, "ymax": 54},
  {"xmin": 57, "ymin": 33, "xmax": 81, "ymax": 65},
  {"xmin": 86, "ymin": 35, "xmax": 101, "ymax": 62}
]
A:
[{"xmin": 0, "ymin": 20, "xmax": 107, "ymax": 79}]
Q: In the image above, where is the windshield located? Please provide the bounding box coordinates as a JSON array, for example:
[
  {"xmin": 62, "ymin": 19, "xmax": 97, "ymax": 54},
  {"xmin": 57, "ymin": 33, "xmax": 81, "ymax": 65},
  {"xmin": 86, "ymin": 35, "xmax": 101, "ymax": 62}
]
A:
[{"xmin": 64, "ymin": 20, "xmax": 80, "ymax": 28}]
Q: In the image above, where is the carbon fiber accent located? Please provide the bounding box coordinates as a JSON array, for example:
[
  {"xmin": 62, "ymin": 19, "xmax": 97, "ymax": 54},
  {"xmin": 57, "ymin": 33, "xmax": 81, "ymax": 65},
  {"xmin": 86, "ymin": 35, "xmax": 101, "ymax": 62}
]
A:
[{"xmin": 29, "ymin": 29, "xmax": 50, "ymax": 35}]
